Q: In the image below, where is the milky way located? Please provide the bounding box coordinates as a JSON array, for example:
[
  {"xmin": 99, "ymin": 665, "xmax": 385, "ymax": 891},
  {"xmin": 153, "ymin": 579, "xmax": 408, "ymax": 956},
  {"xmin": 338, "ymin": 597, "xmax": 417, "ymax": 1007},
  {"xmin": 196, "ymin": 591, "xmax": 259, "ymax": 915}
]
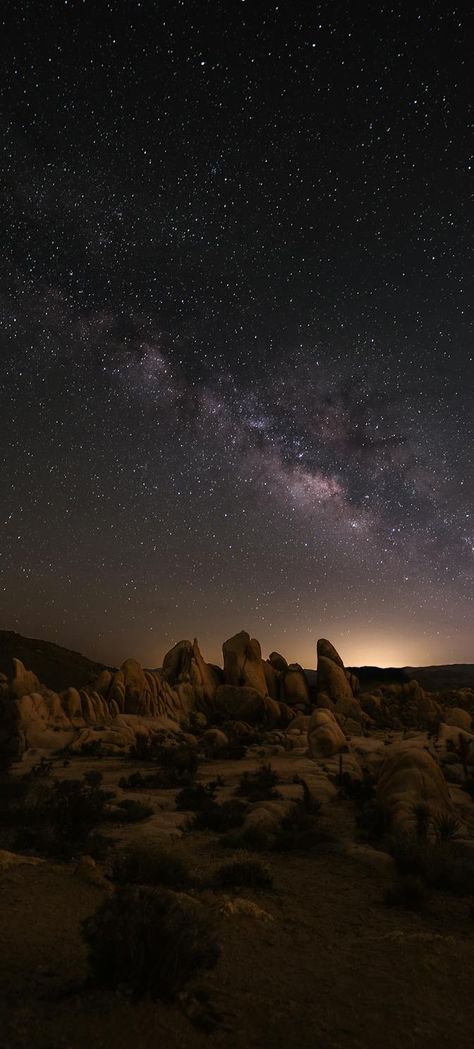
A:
[{"xmin": 0, "ymin": 3, "xmax": 472, "ymax": 667}]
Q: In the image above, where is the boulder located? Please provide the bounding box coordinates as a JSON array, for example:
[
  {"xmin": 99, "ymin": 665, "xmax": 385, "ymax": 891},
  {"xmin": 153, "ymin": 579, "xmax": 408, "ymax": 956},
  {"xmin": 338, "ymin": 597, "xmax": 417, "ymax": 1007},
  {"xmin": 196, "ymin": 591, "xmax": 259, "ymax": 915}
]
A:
[
  {"xmin": 263, "ymin": 660, "xmax": 281, "ymax": 701},
  {"xmin": 283, "ymin": 666, "xmax": 310, "ymax": 707},
  {"xmin": 317, "ymin": 655, "xmax": 354, "ymax": 704},
  {"xmin": 308, "ymin": 708, "xmax": 346, "ymax": 758},
  {"xmin": 10, "ymin": 659, "xmax": 41, "ymax": 700},
  {"xmin": 444, "ymin": 707, "xmax": 472, "ymax": 732},
  {"xmin": 268, "ymin": 652, "xmax": 288, "ymax": 674},
  {"xmin": 222, "ymin": 631, "xmax": 267, "ymax": 696},
  {"xmin": 162, "ymin": 640, "xmax": 193, "ymax": 684},
  {"xmin": 316, "ymin": 639, "xmax": 345, "ymax": 669},
  {"xmin": 377, "ymin": 745, "xmax": 452, "ymax": 832}
]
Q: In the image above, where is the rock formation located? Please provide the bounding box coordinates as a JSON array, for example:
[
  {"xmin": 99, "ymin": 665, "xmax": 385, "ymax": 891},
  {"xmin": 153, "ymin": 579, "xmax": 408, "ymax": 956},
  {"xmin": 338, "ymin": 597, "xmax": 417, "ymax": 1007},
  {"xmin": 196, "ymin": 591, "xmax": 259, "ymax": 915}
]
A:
[{"xmin": 377, "ymin": 745, "xmax": 452, "ymax": 831}]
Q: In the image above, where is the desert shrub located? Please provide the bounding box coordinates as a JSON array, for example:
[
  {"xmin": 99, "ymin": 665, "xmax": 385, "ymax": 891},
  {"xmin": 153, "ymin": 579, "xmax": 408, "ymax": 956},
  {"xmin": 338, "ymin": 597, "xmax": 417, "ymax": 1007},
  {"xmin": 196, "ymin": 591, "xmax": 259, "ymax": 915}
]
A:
[
  {"xmin": 236, "ymin": 763, "xmax": 281, "ymax": 802},
  {"xmin": 83, "ymin": 886, "xmax": 219, "ymax": 999},
  {"xmin": 29, "ymin": 757, "xmax": 54, "ymax": 779},
  {"xmin": 274, "ymin": 801, "xmax": 330, "ymax": 853},
  {"xmin": 214, "ymin": 852, "xmax": 273, "ymax": 890},
  {"xmin": 356, "ymin": 799, "xmax": 392, "ymax": 843},
  {"xmin": 130, "ymin": 736, "xmax": 198, "ymax": 774},
  {"xmin": 112, "ymin": 799, "xmax": 154, "ymax": 823},
  {"xmin": 112, "ymin": 842, "xmax": 191, "ymax": 889},
  {"xmin": 191, "ymin": 799, "xmax": 247, "ymax": 833},
  {"xmin": 385, "ymin": 875, "xmax": 429, "ymax": 911},
  {"xmin": 13, "ymin": 772, "xmax": 114, "ymax": 859},
  {"xmin": 389, "ymin": 835, "xmax": 474, "ymax": 896},
  {"xmin": 175, "ymin": 781, "xmax": 219, "ymax": 811},
  {"xmin": 221, "ymin": 824, "xmax": 276, "ymax": 853}
]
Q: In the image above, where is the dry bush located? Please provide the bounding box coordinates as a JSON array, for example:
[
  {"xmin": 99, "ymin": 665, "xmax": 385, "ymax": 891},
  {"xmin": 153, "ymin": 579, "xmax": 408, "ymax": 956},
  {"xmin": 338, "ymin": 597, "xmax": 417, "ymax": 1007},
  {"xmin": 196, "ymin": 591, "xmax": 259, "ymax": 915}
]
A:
[{"xmin": 83, "ymin": 886, "xmax": 219, "ymax": 999}]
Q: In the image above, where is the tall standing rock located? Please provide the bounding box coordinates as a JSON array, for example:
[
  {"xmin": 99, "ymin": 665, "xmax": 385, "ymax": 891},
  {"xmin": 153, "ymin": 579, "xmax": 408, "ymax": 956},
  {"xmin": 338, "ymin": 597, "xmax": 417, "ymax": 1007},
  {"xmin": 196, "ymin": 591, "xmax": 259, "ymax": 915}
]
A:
[
  {"xmin": 222, "ymin": 631, "xmax": 268, "ymax": 697},
  {"xmin": 316, "ymin": 639, "xmax": 357, "ymax": 704}
]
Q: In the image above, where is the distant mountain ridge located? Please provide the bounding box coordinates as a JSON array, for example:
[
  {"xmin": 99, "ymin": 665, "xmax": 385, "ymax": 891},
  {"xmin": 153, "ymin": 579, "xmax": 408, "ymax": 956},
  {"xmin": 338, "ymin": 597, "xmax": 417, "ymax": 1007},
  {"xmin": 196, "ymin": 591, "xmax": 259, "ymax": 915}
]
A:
[
  {"xmin": 0, "ymin": 630, "xmax": 112, "ymax": 692},
  {"xmin": 0, "ymin": 629, "xmax": 473, "ymax": 694}
]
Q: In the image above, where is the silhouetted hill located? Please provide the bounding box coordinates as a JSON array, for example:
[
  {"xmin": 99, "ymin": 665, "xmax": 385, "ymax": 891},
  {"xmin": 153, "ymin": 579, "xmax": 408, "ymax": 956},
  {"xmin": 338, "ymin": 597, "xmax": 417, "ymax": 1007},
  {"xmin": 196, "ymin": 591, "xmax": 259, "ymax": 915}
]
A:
[
  {"xmin": 0, "ymin": 631, "xmax": 112, "ymax": 692},
  {"xmin": 403, "ymin": 664, "xmax": 474, "ymax": 691}
]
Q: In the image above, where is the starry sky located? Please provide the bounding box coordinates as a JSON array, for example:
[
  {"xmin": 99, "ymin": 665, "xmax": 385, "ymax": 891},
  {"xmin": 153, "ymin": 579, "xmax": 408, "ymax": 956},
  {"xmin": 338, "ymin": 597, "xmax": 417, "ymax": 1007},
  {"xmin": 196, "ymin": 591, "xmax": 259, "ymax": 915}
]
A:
[{"xmin": 1, "ymin": 1, "xmax": 473, "ymax": 670}]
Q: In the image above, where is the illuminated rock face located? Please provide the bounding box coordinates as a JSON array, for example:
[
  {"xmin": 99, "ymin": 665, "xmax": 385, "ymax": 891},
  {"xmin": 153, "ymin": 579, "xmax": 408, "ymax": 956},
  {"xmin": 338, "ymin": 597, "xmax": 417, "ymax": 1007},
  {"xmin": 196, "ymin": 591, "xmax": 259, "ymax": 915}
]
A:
[
  {"xmin": 377, "ymin": 746, "xmax": 452, "ymax": 832},
  {"xmin": 307, "ymin": 708, "xmax": 346, "ymax": 757}
]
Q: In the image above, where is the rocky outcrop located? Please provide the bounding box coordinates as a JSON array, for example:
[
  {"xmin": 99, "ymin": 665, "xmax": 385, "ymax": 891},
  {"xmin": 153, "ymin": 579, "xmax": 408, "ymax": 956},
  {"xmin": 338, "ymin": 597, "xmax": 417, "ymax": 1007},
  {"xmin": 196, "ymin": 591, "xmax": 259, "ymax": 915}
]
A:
[
  {"xmin": 222, "ymin": 631, "xmax": 268, "ymax": 696},
  {"xmin": 377, "ymin": 746, "xmax": 452, "ymax": 831},
  {"xmin": 282, "ymin": 665, "xmax": 310, "ymax": 708},
  {"xmin": 307, "ymin": 708, "xmax": 347, "ymax": 758},
  {"xmin": 316, "ymin": 639, "xmax": 359, "ymax": 705}
]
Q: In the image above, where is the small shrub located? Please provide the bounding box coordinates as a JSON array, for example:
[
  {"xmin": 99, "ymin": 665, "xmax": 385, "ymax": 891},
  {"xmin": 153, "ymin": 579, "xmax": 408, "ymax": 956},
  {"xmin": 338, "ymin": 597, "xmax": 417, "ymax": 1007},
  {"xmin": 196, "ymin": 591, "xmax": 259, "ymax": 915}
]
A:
[
  {"xmin": 221, "ymin": 824, "xmax": 275, "ymax": 853},
  {"xmin": 83, "ymin": 886, "xmax": 219, "ymax": 999},
  {"xmin": 236, "ymin": 764, "xmax": 281, "ymax": 802},
  {"xmin": 385, "ymin": 875, "xmax": 429, "ymax": 911},
  {"xmin": 215, "ymin": 852, "xmax": 273, "ymax": 890},
  {"xmin": 175, "ymin": 782, "xmax": 218, "ymax": 812},
  {"xmin": 112, "ymin": 799, "xmax": 154, "ymax": 823},
  {"xmin": 112, "ymin": 842, "xmax": 191, "ymax": 889},
  {"xmin": 191, "ymin": 799, "xmax": 247, "ymax": 833},
  {"xmin": 338, "ymin": 769, "xmax": 375, "ymax": 805},
  {"xmin": 274, "ymin": 801, "xmax": 330, "ymax": 853}
]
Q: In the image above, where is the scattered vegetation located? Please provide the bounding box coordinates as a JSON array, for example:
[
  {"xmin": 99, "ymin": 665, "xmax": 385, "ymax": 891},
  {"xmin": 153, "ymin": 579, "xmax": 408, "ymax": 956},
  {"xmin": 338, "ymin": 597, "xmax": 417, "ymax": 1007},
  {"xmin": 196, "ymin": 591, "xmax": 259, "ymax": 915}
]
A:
[
  {"xmin": 214, "ymin": 852, "xmax": 273, "ymax": 890},
  {"xmin": 191, "ymin": 798, "xmax": 248, "ymax": 833},
  {"xmin": 175, "ymin": 780, "xmax": 222, "ymax": 812},
  {"xmin": 236, "ymin": 763, "xmax": 281, "ymax": 802},
  {"xmin": 112, "ymin": 842, "xmax": 192, "ymax": 889},
  {"xmin": 83, "ymin": 886, "xmax": 220, "ymax": 1000},
  {"xmin": 120, "ymin": 742, "xmax": 198, "ymax": 790},
  {"xmin": 112, "ymin": 798, "xmax": 154, "ymax": 822}
]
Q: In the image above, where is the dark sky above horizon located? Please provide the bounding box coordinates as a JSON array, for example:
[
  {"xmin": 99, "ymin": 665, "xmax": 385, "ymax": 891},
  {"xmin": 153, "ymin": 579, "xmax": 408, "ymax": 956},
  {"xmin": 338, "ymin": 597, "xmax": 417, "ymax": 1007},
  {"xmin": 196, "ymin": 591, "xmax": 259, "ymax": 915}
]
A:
[{"xmin": 1, "ymin": 1, "xmax": 473, "ymax": 670}]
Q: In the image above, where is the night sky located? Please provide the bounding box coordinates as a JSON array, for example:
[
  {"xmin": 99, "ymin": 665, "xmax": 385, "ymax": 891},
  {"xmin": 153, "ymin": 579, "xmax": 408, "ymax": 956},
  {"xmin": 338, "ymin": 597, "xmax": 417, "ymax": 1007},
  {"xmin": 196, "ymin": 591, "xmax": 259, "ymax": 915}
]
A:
[{"xmin": 1, "ymin": 2, "xmax": 473, "ymax": 670}]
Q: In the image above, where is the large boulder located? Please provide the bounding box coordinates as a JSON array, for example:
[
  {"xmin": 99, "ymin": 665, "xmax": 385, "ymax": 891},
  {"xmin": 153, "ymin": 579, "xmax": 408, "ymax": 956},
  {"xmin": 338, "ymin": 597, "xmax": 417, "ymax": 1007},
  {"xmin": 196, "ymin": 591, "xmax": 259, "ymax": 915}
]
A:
[
  {"xmin": 282, "ymin": 666, "xmax": 310, "ymax": 708},
  {"xmin": 212, "ymin": 685, "xmax": 289, "ymax": 727},
  {"xmin": 377, "ymin": 746, "xmax": 452, "ymax": 832},
  {"xmin": 443, "ymin": 707, "xmax": 472, "ymax": 732},
  {"xmin": 308, "ymin": 708, "xmax": 346, "ymax": 758},
  {"xmin": 268, "ymin": 652, "xmax": 288, "ymax": 674},
  {"xmin": 222, "ymin": 631, "xmax": 267, "ymax": 696},
  {"xmin": 162, "ymin": 640, "xmax": 193, "ymax": 684},
  {"xmin": 315, "ymin": 638, "xmax": 358, "ymax": 707}
]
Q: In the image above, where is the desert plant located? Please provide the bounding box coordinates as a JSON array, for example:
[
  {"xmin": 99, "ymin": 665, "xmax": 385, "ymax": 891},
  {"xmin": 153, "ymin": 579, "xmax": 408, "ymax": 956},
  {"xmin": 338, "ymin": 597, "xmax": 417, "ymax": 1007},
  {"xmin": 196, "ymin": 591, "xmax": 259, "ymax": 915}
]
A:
[
  {"xmin": 214, "ymin": 852, "xmax": 273, "ymax": 890},
  {"xmin": 112, "ymin": 842, "xmax": 191, "ymax": 889},
  {"xmin": 175, "ymin": 781, "xmax": 218, "ymax": 812},
  {"xmin": 83, "ymin": 886, "xmax": 219, "ymax": 999},
  {"xmin": 274, "ymin": 800, "xmax": 331, "ymax": 853},
  {"xmin": 236, "ymin": 763, "xmax": 281, "ymax": 802},
  {"xmin": 112, "ymin": 799, "xmax": 154, "ymax": 823},
  {"xmin": 191, "ymin": 799, "xmax": 248, "ymax": 833},
  {"xmin": 433, "ymin": 813, "xmax": 462, "ymax": 842}
]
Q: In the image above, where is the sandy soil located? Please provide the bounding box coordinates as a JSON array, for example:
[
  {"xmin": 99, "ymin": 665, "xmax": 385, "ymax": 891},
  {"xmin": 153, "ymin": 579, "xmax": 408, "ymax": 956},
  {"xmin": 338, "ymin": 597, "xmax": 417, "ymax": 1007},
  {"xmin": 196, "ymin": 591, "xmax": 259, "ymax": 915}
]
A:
[{"xmin": 1, "ymin": 747, "xmax": 474, "ymax": 1049}]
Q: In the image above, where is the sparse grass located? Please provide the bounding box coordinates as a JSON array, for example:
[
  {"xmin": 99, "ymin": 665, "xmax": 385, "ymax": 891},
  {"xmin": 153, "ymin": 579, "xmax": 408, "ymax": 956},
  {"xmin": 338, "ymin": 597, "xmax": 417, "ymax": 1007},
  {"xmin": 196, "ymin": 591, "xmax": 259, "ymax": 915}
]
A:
[
  {"xmin": 82, "ymin": 886, "xmax": 220, "ymax": 1000},
  {"xmin": 214, "ymin": 852, "xmax": 273, "ymax": 890},
  {"xmin": 112, "ymin": 842, "xmax": 192, "ymax": 889}
]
